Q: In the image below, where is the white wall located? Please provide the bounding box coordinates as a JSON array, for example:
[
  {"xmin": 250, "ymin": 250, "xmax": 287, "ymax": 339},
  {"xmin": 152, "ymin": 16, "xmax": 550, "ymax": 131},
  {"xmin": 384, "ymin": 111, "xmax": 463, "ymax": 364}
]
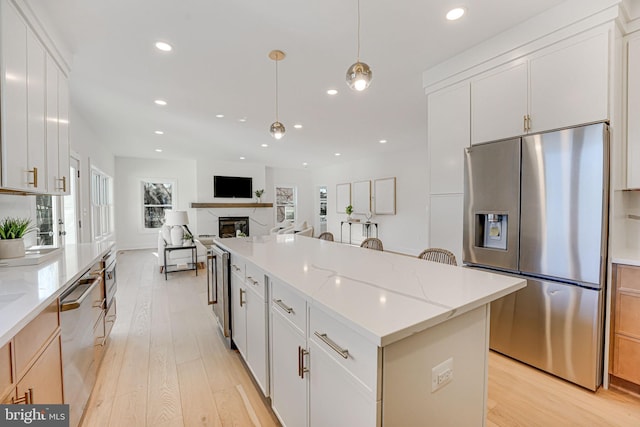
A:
[
  {"xmin": 70, "ymin": 107, "xmax": 115, "ymax": 244},
  {"xmin": 267, "ymin": 166, "xmax": 315, "ymax": 230},
  {"xmin": 313, "ymin": 148, "xmax": 429, "ymax": 255},
  {"xmin": 115, "ymin": 156, "xmax": 197, "ymax": 250},
  {"xmin": 0, "ymin": 195, "xmax": 37, "ymax": 247}
]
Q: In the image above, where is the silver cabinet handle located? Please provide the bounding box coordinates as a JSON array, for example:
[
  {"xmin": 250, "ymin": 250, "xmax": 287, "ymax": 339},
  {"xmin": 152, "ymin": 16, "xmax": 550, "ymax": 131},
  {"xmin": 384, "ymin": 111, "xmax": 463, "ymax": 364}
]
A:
[
  {"xmin": 298, "ymin": 346, "xmax": 309, "ymax": 378},
  {"xmin": 239, "ymin": 288, "xmax": 246, "ymax": 307},
  {"xmin": 314, "ymin": 332, "xmax": 349, "ymax": 359},
  {"xmin": 273, "ymin": 299, "xmax": 293, "ymax": 314},
  {"xmin": 231, "ymin": 264, "xmax": 241, "ymax": 272},
  {"xmin": 247, "ymin": 276, "xmax": 259, "ymax": 286},
  {"xmin": 206, "ymin": 254, "xmax": 217, "ymax": 305}
]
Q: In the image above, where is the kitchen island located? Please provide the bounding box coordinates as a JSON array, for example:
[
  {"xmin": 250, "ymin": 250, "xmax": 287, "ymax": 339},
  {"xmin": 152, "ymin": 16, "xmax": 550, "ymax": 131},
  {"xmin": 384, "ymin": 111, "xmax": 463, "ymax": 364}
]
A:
[{"xmin": 215, "ymin": 234, "xmax": 525, "ymax": 426}]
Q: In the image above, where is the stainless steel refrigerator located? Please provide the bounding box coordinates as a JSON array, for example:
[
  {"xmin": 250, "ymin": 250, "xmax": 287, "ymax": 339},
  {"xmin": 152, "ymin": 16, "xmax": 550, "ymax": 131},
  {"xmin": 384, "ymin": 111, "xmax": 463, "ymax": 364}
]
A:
[{"xmin": 463, "ymin": 122, "xmax": 609, "ymax": 391}]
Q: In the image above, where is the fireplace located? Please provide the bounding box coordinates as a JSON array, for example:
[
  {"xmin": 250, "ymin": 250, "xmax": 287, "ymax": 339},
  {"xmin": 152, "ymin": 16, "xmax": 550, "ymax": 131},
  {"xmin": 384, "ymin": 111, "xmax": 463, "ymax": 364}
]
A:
[{"xmin": 219, "ymin": 217, "xmax": 250, "ymax": 238}]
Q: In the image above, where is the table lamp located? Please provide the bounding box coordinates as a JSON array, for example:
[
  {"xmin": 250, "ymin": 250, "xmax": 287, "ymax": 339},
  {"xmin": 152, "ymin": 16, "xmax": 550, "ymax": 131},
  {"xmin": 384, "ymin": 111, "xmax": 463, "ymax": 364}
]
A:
[{"xmin": 164, "ymin": 210, "xmax": 189, "ymax": 245}]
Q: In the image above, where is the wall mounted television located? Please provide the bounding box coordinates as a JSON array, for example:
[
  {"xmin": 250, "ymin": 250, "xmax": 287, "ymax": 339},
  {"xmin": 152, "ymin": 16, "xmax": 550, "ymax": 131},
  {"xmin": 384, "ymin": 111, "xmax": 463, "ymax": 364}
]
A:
[{"xmin": 213, "ymin": 175, "xmax": 253, "ymax": 198}]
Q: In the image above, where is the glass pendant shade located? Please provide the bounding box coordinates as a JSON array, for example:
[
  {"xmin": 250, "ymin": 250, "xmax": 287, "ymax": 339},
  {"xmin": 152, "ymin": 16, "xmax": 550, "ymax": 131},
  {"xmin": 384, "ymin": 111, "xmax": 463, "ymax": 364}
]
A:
[
  {"xmin": 270, "ymin": 121, "xmax": 285, "ymax": 139},
  {"xmin": 346, "ymin": 61, "xmax": 372, "ymax": 91}
]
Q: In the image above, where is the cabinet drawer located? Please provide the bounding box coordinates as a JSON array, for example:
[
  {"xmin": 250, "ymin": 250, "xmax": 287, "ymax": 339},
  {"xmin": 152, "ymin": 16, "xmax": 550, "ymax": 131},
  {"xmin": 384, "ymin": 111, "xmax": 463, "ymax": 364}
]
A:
[
  {"xmin": 618, "ymin": 293, "xmax": 640, "ymax": 339},
  {"xmin": 309, "ymin": 305, "xmax": 380, "ymax": 396},
  {"xmin": 14, "ymin": 300, "xmax": 59, "ymax": 377},
  {"xmin": 0, "ymin": 342, "xmax": 11, "ymax": 396},
  {"xmin": 271, "ymin": 278, "xmax": 306, "ymax": 334},
  {"xmin": 245, "ymin": 262, "xmax": 266, "ymax": 298},
  {"xmin": 230, "ymin": 260, "xmax": 245, "ymax": 281},
  {"xmin": 617, "ymin": 264, "xmax": 640, "ymax": 292},
  {"xmin": 613, "ymin": 335, "xmax": 640, "ymax": 385}
]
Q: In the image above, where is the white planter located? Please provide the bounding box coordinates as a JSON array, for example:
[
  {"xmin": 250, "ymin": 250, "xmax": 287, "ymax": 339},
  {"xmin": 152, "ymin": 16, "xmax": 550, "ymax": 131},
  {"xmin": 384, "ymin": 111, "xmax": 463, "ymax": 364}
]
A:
[{"xmin": 0, "ymin": 238, "xmax": 25, "ymax": 259}]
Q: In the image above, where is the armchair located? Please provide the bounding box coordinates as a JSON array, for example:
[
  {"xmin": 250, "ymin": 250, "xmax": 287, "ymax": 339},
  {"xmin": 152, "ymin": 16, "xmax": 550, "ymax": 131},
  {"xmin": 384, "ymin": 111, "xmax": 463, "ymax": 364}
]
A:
[
  {"xmin": 157, "ymin": 225, "xmax": 208, "ymax": 272},
  {"xmin": 280, "ymin": 220, "xmax": 314, "ymax": 237},
  {"xmin": 270, "ymin": 220, "xmax": 294, "ymax": 235}
]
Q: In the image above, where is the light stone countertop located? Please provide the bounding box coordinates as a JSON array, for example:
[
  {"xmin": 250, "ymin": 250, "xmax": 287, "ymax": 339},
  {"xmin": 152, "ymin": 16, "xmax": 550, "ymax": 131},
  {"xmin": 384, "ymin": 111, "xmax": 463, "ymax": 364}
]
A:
[
  {"xmin": 0, "ymin": 241, "xmax": 115, "ymax": 348},
  {"xmin": 215, "ymin": 234, "xmax": 526, "ymax": 347},
  {"xmin": 611, "ymin": 247, "xmax": 640, "ymax": 267}
]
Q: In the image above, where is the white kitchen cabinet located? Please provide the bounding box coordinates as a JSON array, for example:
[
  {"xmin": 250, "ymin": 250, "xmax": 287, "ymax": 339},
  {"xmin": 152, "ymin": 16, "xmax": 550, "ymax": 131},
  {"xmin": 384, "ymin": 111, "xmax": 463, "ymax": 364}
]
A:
[
  {"xmin": 429, "ymin": 194, "xmax": 464, "ymax": 265},
  {"xmin": 271, "ymin": 309, "xmax": 307, "ymax": 427},
  {"xmin": 230, "ymin": 264, "xmax": 247, "ymax": 359},
  {"xmin": 471, "ymin": 61, "xmax": 528, "ymax": 145},
  {"xmin": 627, "ymin": 33, "xmax": 640, "ymax": 189},
  {"xmin": 26, "ymin": 29, "xmax": 46, "ymax": 193},
  {"xmin": 471, "ymin": 28, "xmax": 609, "ymax": 145},
  {"xmin": 45, "ymin": 55, "xmax": 70, "ymax": 194},
  {"xmin": 245, "ymin": 263, "xmax": 268, "ymax": 395},
  {"xmin": 428, "ymin": 81, "xmax": 471, "ymax": 194}
]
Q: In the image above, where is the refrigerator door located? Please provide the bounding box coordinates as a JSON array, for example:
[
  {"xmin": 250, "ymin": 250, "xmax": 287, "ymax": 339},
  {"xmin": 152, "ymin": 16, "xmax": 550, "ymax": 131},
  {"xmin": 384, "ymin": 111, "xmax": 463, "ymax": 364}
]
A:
[
  {"xmin": 520, "ymin": 123, "xmax": 608, "ymax": 286},
  {"xmin": 463, "ymin": 138, "xmax": 521, "ymax": 271},
  {"xmin": 490, "ymin": 276, "xmax": 603, "ymax": 391}
]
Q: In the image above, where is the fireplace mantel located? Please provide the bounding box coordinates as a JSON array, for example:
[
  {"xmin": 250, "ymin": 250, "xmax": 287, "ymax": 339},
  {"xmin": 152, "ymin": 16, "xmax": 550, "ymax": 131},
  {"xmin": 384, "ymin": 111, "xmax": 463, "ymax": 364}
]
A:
[{"xmin": 190, "ymin": 202, "xmax": 273, "ymax": 208}]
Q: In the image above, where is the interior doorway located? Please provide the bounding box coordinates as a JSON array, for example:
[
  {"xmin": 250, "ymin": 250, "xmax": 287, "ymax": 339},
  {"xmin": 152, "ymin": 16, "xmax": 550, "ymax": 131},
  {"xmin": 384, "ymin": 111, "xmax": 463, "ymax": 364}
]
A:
[{"xmin": 63, "ymin": 155, "xmax": 81, "ymax": 245}]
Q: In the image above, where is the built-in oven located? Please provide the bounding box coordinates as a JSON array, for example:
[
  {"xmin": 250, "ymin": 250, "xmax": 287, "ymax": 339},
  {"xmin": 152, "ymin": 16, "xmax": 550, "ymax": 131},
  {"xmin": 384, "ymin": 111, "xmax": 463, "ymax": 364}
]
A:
[
  {"xmin": 207, "ymin": 244, "xmax": 230, "ymax": 345},
  {"xmin": 102, "ymin": 249, "xmax": 117, "ymax": 310}
]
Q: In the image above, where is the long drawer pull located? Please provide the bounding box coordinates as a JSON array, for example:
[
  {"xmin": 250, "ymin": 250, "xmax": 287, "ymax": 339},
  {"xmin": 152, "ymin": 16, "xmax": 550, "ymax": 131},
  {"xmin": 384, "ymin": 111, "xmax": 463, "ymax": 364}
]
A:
[
  {"xmin": 247, "ymin": 276, "xmax": 260, "ymax": 286},
  {"xmin": 61, "ymin": 276, "xmax": 102, "ymax": 311},
  {"xmin": 239, "ymin": 288, "xmax": 246, "ymax": 307},
  {"xmin": 231, "ymin": 264, "xmax": 242, "ymax": 272},
  {"xmin": 273, "ymin": 299, "xmax": 294, "ymax": 314},
  {"xmin": 298, "ymin": 346, "xmax": 309, "ymax": 378},
  {"xmin": 314, "ymin": 332, "xmax": 349, "ymax": 359}
]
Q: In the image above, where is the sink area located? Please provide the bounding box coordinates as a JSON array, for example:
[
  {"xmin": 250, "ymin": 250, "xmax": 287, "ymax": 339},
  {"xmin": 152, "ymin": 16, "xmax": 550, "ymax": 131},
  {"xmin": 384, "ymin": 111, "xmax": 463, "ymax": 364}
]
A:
[{"xmin": 0, "ymin": 247, "xmax": 62, "ymax": 267}]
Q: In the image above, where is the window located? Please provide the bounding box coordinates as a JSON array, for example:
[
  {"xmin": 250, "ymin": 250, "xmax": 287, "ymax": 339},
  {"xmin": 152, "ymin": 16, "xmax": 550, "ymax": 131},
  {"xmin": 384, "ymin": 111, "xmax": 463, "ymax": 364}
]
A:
[
  {"xmin": 91, "ymin": 167, "xmax": 114, "ymax": 240},
  {"xmin": 275, "ymin": 186, "xmax": 296, "ymax": 223},
  {"xmin": 142, "ymin": 181, "xmax": 174, "ymax": 229},
  {"xmin": 35, "ymin": 195, "xmax": 57, "ymax": 246}
]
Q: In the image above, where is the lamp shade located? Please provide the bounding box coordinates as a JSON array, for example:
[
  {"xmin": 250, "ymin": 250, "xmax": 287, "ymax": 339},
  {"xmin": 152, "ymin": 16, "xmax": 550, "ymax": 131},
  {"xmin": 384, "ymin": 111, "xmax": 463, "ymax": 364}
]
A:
[{"xmin": 164, "ymin": 210, "xmax": 189, "ymax": 226}]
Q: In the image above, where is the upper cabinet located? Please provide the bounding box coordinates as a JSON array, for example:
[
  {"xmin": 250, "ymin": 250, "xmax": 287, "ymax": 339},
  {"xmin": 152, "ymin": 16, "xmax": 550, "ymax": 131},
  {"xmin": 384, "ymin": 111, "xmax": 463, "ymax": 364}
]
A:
[
  {"xmin": 627, "ymin": 32, "xmax": 640, "ymax": 189},
  {"xmin": 471, "ymin": 28, "xmax": 609, "ymax": 145},
  {"xmin": 1, "ymin": 0, "xmax": 70, "ymax": 194}
]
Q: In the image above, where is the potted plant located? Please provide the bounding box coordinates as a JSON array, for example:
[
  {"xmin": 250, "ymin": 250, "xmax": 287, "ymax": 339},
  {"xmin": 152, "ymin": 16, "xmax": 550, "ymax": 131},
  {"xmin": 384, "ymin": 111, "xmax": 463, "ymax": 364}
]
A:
[
  {"xmin": 0, "ymin": 217, "xmax": 36, "ymax": 259},
  {"xmin": 255, "ymin": 189, "xmax": 264, "ymax": 203},
  {"xmin": 345, "ymin": 204, "xmax": 353, "ymax": 220}
]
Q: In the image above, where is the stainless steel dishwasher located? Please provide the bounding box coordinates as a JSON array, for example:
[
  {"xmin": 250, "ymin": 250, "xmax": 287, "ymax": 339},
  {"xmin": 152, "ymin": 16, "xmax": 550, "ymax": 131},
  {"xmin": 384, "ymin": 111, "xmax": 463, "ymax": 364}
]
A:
[{"xmin": 60, "ymin": 268, "xmax": 103, "ymax": 427}]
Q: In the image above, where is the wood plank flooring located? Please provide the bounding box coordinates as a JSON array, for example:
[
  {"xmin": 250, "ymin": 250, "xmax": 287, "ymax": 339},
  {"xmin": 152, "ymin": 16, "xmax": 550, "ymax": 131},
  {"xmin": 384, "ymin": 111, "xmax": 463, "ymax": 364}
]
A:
[{"xmin": 83, "ymin": 249, "xmax": 640, "ymax": 426}]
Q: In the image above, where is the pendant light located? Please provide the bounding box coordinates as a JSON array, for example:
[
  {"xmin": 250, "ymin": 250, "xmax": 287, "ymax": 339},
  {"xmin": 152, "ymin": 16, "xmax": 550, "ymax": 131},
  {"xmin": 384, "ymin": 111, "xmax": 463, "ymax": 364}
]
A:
[
  {"xmin": 269, "ymin": 50, "xmax": 286, "ymax": 140},
  {"xmin": 346, "ymin": 0, "xmax": 372, "ymax": 91}
]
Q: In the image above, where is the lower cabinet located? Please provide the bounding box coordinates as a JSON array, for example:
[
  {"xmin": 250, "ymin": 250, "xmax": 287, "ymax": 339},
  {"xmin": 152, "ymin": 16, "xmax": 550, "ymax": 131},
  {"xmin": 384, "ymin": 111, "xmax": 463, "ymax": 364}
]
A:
[
  {"xmin": 231, "ymin": 268, "xmax": 248, "ymax": 359},
  {"xmin": 16, "ymin": 334, "xmax": 63, "ymax": 404},
  {"xmin": 611, "ymin": 264, "xmax": 640, "ymax": 390}
]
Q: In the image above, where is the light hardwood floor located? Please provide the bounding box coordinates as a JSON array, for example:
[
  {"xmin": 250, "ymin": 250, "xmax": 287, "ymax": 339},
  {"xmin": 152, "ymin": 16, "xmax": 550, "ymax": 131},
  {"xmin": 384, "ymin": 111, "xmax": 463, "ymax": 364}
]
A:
[{"xmin": 83, "ymin": 250, "xmax": 640, "ymax": 426}]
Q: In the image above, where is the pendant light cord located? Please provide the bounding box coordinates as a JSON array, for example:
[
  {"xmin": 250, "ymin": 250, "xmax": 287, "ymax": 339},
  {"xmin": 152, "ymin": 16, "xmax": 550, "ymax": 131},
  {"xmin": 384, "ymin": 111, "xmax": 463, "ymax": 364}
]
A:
[
  {"xmin": 275, "ymin": 58, "xmax": 279, "ymax": 122},
  {"xmin": 357, "ymin": 0, "xmax": 361, "ymax": 62}
]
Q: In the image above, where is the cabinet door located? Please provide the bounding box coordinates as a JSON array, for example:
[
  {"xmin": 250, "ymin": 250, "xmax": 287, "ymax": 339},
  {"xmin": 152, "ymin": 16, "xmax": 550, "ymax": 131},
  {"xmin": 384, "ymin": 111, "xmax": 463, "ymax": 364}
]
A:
[
  {"xmin": 45, "ymin": 55, "xmax": 59, "ymax": 193},
  {"xmin": 627, "ymin": 35, "xmax": 640, "ymax": 189},
  {"xmin": 246, "ymin": 288, "xmax": 268, "ymax": 395},
  {"xmin": 471, "ymin": 61, "xmax": 528, "ymax": 144},
  {"xmin": 309, "ymin": 340, "xmax": 378, "ymax": 427},
  {"xmin": 231, "ymin": 273, "xmax": 247, "ymax": 358},
  {"xmin": 26, "ymin": 29, "xmax": 46, "ymax": 193},
  {"xmin": 271, "ymin": 312, "xmax": 307, "ymax": 427},
  {"xmin": 428, "ymin": 82, "xmax": 470, "ymax": 194},
  {"xmin": 16, "ymin": 335, "xmax": 63, "ymax": 404},
  {"xmin": 529, "ymin": 31, "xmax": 608, "ymax": 133},
  {"xmin": 1, "ymin": 2, "xmax": 29, "ymax": 190},
  {"xmin": 58, "ymin": 72, "xmax": 70, "ymax": 194}
]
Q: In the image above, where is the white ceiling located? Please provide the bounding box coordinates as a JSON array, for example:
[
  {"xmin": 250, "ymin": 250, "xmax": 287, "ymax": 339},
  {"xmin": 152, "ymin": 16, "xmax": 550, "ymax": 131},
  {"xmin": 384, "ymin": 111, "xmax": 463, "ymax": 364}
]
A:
[{"xmin": 28, "ymin": 0, "xmax": 567, "ymax": 169}]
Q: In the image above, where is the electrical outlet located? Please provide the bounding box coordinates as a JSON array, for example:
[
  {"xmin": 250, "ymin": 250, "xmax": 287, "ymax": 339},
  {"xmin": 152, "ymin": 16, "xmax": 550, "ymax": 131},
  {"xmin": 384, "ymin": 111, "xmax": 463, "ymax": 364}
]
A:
[{"xmin": 431, "ymin": 357, "xmax": 454, "ymax": 392}]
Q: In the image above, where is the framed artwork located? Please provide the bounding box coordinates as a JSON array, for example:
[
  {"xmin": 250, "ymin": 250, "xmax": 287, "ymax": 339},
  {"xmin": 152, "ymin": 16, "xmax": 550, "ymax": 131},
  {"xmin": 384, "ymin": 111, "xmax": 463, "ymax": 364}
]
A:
[
  {"xmin": 374, "ymin": 177, "xmax": 396, "ymax": 215},
  {"xmin": 336, "ymin": 183, "xmax": 351, "ymax": 213},
  {"xmin": 352, "ymin": 180, "xmax": 371, "ymax": 214}
]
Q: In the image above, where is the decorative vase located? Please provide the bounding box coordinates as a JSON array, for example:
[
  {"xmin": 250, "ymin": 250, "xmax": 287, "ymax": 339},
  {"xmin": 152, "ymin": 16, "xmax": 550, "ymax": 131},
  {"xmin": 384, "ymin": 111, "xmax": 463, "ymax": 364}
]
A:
[
  {"xmin": 256, "ymin": 196, "xmax": 261, "ymax": 203},
  {"xmin": 0, "ymin": 238, "xmax": 25, "ymax": 259}
]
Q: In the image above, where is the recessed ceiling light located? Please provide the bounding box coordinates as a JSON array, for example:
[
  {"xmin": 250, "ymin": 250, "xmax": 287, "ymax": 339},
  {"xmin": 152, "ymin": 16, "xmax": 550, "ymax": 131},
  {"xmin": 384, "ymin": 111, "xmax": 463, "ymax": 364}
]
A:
[
  {"xmin": 446, "ymin": 7, "xmax": 465, "ymax": 21},
  {"xmin": 154, "ymin": 99, "xmax": 167, "ymax": 106},
  {"xmin": 294, "ymin": 124, "xmax": 303, "ymax": 129},
  {"xmin": 261, "ymin": 143, "xmax": 269, "ymax": 148},
  {"xmin": 303, "ymin": 162, "xmax": 308, "ymax": 166},
  {"xmin": 216, "ymin": 114, "xmax": 224, "ymax": 118},
  {"xmin": 379, "ymin": 139, "xmax": 387, "ymax": 144},
  {"xmin": 154, "ymin": 130, "xmax": 164, "ymax": 135},
  {"xmin": 238, "ymin": 117, "xmax": 247, "ymax": 123},
  {"xmin": 155, "ymin": 149, "xmax": 163, "ymax": 153},
  {"xmin": 240, "ymin": 156, "xmax": 246, "ymax": 160},
  {"xmin": 155, "ymin": 41, "xmax": 172, "ymax": 52},
  {"xmin": 327, "ymin": 89, "xmax": 338, "ymax": 95},
  {"xmin": 335, "ymin": 152, "xmax": 341, "ymax": 156}
]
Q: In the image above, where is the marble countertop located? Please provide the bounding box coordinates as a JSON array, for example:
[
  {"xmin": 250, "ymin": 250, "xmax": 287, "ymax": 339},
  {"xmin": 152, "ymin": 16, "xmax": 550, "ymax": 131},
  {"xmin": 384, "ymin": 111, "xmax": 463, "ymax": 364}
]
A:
[
  {"xmin": 611, "ymin": 247, "xmax": 640, "ymax": 267},
  {"xmin": 0, "ymin": 241, "xmax": 115, "ymax": 348},
  {"xmin": 215, "ymin": 235, "xmax": 526, "ymax": 347}
]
